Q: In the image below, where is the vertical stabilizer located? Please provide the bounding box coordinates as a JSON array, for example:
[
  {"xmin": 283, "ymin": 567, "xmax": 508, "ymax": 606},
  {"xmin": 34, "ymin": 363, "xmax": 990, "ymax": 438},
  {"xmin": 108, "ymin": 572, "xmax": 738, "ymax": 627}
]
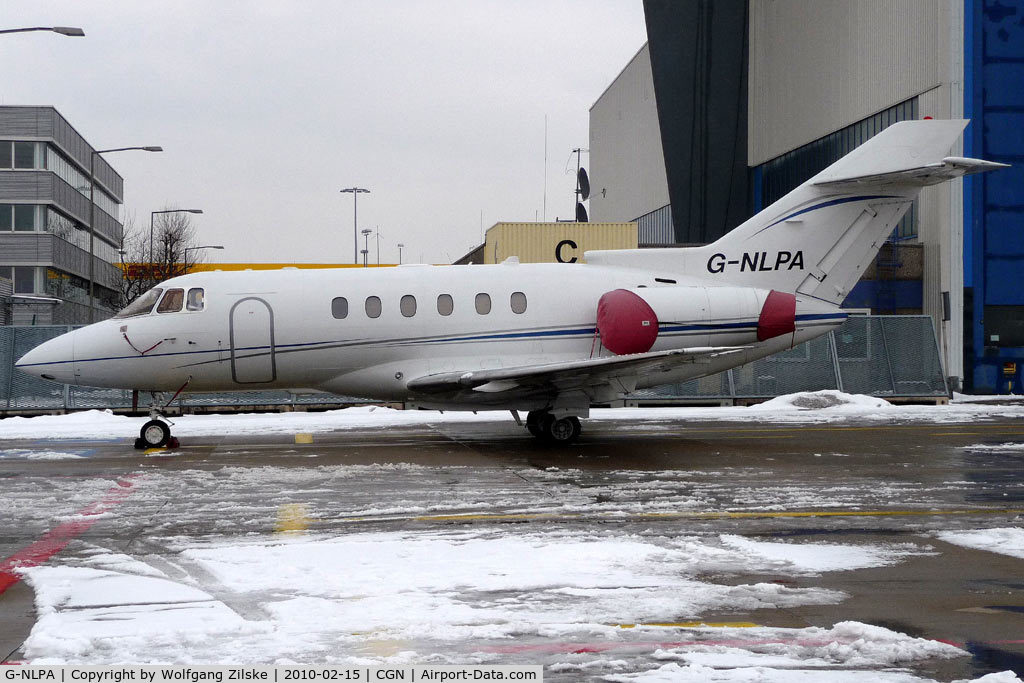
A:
[{"xmin": 586, "ymin": 119, "xmax": 1006, "ymax": 304}]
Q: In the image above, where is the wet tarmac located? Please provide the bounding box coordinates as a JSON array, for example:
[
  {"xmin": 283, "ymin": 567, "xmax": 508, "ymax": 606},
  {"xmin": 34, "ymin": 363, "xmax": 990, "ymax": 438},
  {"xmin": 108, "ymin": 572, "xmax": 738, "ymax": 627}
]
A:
[{"xmin": 1, "ymin": 414, "xmax": 1023, "ymax": 680}]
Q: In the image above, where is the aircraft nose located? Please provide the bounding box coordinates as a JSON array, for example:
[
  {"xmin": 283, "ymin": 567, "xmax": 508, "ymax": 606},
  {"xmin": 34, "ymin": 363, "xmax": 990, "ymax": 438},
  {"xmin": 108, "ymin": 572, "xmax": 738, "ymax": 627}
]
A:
[{"xmin": 15, "ymin": 332, "xmax": 76, "ymax": 382}]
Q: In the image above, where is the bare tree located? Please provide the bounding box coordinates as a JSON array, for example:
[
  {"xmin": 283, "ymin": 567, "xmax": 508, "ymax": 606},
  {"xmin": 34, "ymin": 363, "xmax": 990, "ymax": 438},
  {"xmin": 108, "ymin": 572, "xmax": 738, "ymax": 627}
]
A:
[{"xmin": 115, "ymin": 209, "xmax": 207, "ymax": 309}]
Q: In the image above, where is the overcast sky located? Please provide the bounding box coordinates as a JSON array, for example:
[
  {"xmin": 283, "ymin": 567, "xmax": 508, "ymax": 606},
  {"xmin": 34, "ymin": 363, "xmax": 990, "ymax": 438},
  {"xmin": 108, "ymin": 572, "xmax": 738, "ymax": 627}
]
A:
[{"xmin": 2, "ymin": 1, "xmax": 648, "ymax": 264}]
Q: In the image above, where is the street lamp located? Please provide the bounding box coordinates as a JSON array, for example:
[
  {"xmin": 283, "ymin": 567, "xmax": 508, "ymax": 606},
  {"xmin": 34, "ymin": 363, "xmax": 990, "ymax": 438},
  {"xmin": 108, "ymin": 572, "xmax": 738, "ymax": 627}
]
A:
[
  {"xmin": 151, "ymin": 209, "xmax": 203, "ymax": 278},
  {"xmin": 0, "ymin": 26, "xmax": 85, "ymax": 37},
  {"xmin": 183, "ymin": 245, "xmax": 224, "ymax": 274},
  {"xmin": 340, "ymin": 187, "xmax": 370, "ymax": 265},
  {"xmin": 361, "ymin": 228, "xmax": 372, "ymax": 267},
  {"xmin": 397, "ymin": 243, "xmax": 404, "ymax": 265},
  {"xmin": 89, "ymin": 146, "xmax": 162, "ymax": 322}
]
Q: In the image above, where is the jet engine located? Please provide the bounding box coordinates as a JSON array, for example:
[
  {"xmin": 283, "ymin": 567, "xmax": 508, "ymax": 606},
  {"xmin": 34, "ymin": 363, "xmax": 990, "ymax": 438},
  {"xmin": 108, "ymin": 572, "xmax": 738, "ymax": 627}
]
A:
[{"xmin": 596, "ymin": 286, "xmax": 798, "ymax": 355}]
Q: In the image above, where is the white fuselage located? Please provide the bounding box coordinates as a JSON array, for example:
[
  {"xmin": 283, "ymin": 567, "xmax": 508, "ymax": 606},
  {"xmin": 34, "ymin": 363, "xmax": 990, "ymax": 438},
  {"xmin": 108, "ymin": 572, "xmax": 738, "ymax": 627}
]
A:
[{"xmin": 17, "ymin": 262, "xmax": 845, "ymax": 411}]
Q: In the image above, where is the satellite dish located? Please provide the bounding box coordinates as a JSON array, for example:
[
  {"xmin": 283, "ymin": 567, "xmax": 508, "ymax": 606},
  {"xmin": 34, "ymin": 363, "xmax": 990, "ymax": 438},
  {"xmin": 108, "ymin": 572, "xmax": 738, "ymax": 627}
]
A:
[
  {"xmin": 577, "ymin": 167, "xmax": 591, "ymax": 201},
  {"xmin": 576, "ymin": 202, "xmax": 589, "ymax": 223}
]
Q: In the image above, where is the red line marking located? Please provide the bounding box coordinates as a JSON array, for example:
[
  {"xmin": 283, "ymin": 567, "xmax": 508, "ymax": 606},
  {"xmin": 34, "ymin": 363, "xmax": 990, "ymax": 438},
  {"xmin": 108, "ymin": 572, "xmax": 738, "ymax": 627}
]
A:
[{"xmin": 0, "ymin": 475, "xmax": 141, "ymax": 596}]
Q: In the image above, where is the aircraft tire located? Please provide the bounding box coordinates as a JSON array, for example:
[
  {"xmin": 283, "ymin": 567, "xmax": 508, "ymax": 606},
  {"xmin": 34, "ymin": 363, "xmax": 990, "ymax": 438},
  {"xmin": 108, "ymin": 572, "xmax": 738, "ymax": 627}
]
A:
[
  {"xmin": 544, "ymin": 415, "xmax": 581, "ymax": 445},
  {"xmin": 526, "ymin": 410, "xmax": 546, "ymax": 438},
  {"xmin": 139, "ymin": 419, "xmax": 171, "ymax": 448}
]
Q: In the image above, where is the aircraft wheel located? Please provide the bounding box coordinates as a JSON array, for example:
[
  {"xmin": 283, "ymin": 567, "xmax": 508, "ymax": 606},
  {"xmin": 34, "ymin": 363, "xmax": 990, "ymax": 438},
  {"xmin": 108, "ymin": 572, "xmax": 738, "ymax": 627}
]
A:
[
  {"xmin": 525, "ymin": 410, "xmax": 546, "ymax": 438},
  {"xmin": 138, "ymin": 419, "xmax": 170, "ymax": 448},
  {"xmin": 544, "ymin": 415, "xmax": 581, "ymax": 445}
]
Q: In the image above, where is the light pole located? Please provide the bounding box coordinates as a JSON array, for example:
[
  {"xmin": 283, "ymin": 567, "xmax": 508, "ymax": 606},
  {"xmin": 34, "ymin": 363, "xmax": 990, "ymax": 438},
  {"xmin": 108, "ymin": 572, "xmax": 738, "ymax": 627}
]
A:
[
  {"xmin": 0, "ymin": 26, "xmax": 84, "ymax": 37},
  {"xmin": 339, "ymin": 187, "xmax": 369, "ymax": 265},
  {"xmin": 151, "ymin": 209, "xmax": 203, "ymax": 280},
  {"xmin": 397, "ymin": 243, "xmax": 404, "ymax": 265},
  {"xmin": 374, "ymin": 228, "xmax": 381, "ymax": 266},
  {"xmin": 182, "ymin": 245, "xmax": 224, "ymax": 274},
  {"xmin": 89, "ymin": 146, "xmax": 162, "ymax": 322},
  {"xmin": 361, "ymin": 229, "xmax": 372, "ymax": 267}
]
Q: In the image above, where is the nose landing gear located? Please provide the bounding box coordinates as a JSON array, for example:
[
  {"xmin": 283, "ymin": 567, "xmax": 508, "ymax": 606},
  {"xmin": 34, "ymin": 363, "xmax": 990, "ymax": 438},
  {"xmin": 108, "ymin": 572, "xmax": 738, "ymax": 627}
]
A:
[
  {"xmin": 136, "ymin": 419, "xmax": 175, "ymax": 449},
  {"xmin": 133, "ymin": 393, "xmax": 180, "ymax": 450}
]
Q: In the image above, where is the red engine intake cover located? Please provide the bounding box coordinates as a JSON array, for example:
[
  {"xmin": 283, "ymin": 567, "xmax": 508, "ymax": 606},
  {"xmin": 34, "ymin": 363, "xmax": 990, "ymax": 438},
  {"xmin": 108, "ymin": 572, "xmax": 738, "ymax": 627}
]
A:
[
  {"xmin": 757, "ymin": 290, "xmax": 797, "ymax": 341},
  {"xmin": 596, "ymin": 289, "xmax": 659, "ymax": 355}
]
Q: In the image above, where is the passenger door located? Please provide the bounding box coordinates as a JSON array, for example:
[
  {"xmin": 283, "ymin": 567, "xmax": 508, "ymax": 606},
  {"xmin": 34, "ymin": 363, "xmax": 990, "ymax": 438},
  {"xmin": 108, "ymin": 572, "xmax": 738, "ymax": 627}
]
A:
[{"xmin": 229, "ymin": 297, "xmax": 276, "ymax": 383}]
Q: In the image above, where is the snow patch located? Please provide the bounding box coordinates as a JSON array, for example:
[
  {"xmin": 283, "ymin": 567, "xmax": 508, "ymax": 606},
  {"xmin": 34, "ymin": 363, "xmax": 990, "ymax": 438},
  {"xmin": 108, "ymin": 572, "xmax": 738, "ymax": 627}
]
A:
[
  {"xmin": 934, "ymin": 528, "xmax": 1024, "ymax": 559},
  {"xmin": 757, "ymin": 390, "xmax": 892, "ymax": 411}
]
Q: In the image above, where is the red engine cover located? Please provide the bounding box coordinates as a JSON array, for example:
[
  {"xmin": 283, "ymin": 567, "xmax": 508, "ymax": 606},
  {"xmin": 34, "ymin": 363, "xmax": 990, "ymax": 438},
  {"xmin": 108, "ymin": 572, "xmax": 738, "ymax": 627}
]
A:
[
  {"xmin": 757, "ymin": 290, "xmax": 797, "ymax": 341},
  {"xmin": 596, "ymin": 289, "xmax": 659, "ymax": 355}
]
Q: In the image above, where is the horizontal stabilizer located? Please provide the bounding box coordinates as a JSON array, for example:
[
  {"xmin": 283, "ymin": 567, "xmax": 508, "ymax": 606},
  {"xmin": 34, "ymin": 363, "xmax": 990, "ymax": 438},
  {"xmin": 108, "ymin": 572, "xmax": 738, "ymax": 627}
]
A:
[
  {"xmin": 813, "ymin": 156, "xmax": 1010, "ymax": 189},
  {"xmin": 406, "ymin": 346, "xmax": 746, "ymax": 395}
]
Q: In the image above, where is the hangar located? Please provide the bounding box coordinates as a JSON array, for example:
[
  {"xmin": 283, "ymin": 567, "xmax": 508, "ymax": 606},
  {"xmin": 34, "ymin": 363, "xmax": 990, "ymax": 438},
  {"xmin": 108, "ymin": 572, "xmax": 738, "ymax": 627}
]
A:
[{"xmin": 589, "ymin": 0, "xmax": 1023, "ymax": 394}]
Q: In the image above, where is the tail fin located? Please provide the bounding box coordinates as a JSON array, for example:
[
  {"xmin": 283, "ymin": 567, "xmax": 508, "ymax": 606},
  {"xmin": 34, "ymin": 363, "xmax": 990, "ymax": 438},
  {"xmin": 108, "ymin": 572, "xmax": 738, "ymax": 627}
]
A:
[{"xmin": 586, "ymin": 119, "xmax": 1007, "ymax": 304}]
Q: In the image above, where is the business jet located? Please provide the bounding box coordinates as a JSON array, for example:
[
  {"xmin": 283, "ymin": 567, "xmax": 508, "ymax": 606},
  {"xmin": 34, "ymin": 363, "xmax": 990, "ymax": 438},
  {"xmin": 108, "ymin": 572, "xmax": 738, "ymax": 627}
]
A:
[{"xmin": 16, "ymin": 119, "xmax": 1005, "ymax": 447}]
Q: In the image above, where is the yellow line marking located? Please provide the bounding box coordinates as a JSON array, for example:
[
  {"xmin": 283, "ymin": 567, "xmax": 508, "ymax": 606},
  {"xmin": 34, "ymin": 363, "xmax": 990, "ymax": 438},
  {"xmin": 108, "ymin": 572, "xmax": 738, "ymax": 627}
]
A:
[
  {"xmin": 295, "ymin": 433, "xmax": 314, "ymax": 444},
  {"xmin": 275, "ymin": 503, "xmax": 311, "ymax": 534},
  {"xmin": 718, "ymin": 435, "xmax": 794, "ymax": 440},
  {"xmin": 933, "ymin": 432, "xmax": 981, "ymax": 436},
  {"xmin": 616, "ymin": 622, "xmax": 759, "ymax": 629},
  {"xmin": 399, "ymin": 507, "xmax": 1024, "ymax": 524},
  {"xmin": 143, "ymin": 448, "xmax": 167, "ymax": 455}
]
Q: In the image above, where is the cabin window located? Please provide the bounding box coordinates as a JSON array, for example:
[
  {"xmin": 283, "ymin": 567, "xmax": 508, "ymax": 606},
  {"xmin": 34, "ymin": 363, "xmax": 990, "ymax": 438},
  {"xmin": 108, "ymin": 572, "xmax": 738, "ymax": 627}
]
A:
[
  {"xmin": 475, "ymin": 292, "xmax": 491, "ymax": 315},
  {"xmin": 400, "ymin": 294, "xmax": 417, "ymax": 317},
  {"xmin": 157, "ymin": 288, "xmax": 184, "ymax": 313},
  {"xmin": 115, "ymin": 287, "xmax": 163, "ymax": 318},
  {"xmin": 331, "ymin": 296, "xmax": 348, "ymax": 319},
  {"xmin": 437, "ymin": 294, "xmax": 453, "ymax": 316},
  {"xmin": 186, "ymin": 288, "xmax": 205, "ymax": 312},
  {"xmin": 510, "ymin": 291, "xmax": 527, "ymax": 314},
  {"xmin": 365, "ymin": 295, "xmax": 382, "ymax": 318}
]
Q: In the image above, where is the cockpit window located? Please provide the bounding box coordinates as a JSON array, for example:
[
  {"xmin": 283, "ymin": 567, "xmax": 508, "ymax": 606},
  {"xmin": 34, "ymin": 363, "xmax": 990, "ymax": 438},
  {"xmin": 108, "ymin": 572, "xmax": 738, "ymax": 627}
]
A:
[
  {"xmin": 186, "ymin": 287, "xmax": 205, "ymax": 311},
  {"xmin": 114, "ymin": 287, "xmax": 164, "ymax": 318},
  {"xmin": 157, "ymin": 288, "xmax": 184, "ymax": 313}
]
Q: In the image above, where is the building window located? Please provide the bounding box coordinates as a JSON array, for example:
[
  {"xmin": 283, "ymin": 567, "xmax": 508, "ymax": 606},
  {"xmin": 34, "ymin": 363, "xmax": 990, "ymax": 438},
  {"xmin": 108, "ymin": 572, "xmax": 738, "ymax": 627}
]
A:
[
  {"xmin": 44, "ymin": 207, "xmax": 118, "ymax": 262},
  {"xmin": 186, "ymin": 288, "xmax": 205, "ymax": 312},
  {"xmin": 332, "ymin": 296, "xmax": 348, "ymax": 319},
  {"xmin": 475, "ymin": 292, "xmax": 491, "ymax": 315},
  {"xmin": 400, "ymin": 294, "xmax": 417, "ymax": 317},
  {"xmin": 13, "ymin": 205, "xmax": 37, "ymax": 231},
  {"xmin": 510, "ymin": 291, "xmax": 527, "ymax": 314},
  {"xmin": 45, "ymin": 145, "xmax": 121, "ymax": 220},
  {"xmin": 0, "ymin": 141, "xmax": 11, "ymax": 169},
  {"xmin": 157, "ymin": 288, "xmax": 184, "ymax": 313},
  {"xmin": 365, "ymin": 295, "xmax": 382, "ymax": 318},
  {"xmin": 437, "ymin": 293, "xmax": 453, "ymax": 316},
  {"xmin": 13, "ymin": 142, "xmax": 38, "ymax": 169},
  {"xmin": 2, "ymin": 266, "xmax": 39, "ymax": 294}
]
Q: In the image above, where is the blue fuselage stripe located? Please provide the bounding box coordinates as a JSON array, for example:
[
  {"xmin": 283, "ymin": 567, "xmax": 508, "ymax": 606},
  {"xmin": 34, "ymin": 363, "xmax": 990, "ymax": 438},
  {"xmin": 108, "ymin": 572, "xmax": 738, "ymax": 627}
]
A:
[{"xmin": 17, "ymin": 314, "xmax": 848, "ymax": 368}]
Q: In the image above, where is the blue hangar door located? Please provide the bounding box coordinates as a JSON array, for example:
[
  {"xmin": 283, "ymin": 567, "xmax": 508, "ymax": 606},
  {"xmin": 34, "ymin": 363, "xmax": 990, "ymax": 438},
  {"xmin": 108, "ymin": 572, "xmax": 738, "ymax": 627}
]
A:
[{"xmin": 229, "ymin": 297, "xmax": 276, "ymax": 384}]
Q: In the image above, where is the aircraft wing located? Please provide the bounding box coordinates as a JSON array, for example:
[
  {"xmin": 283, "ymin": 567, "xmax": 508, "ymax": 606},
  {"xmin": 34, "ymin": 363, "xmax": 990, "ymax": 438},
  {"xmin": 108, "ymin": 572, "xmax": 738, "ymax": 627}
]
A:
[{"xmin": 405, "ymin": 346, "xmax": 745, "ymax": 398}]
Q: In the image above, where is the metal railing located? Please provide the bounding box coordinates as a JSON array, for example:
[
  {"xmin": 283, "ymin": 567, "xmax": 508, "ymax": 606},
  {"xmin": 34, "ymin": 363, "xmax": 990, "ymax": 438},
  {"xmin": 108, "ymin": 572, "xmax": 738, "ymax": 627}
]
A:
[{"xmin": 0, "ymin": 316, "xmax": 948, "ymax": 414}]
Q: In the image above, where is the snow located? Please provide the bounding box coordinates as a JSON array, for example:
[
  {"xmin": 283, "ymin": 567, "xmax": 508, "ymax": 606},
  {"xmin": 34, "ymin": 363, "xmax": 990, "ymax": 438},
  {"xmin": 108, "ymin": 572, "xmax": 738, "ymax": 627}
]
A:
[
  {"xmin": 0, "ymin": 449, "xmax": 84, "ymax": 460},
  {"xmin": 19, "ymin": 528, "xmax": 962, "ymax": 668},
  {"xmin": 961, "ymin": 442, "xmax": 1024, "ymax": 452},
  {"xmin": 934, "ymin": 527, "xmax": 1024, "ymax": 559},
  {"xmin": 2, "ymin": 391, "xmax": 1024, "ymax": 442},
  {"xmin": 719, "ymin": 535, "xmax": 931, "ymax": 574}
]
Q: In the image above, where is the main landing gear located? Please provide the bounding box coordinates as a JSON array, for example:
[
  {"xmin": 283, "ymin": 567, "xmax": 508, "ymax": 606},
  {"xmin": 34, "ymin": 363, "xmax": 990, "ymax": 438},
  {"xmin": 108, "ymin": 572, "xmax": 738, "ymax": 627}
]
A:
[{"xmin": 525, "ymin": 409, "xmax": 583, "ymax": 445}]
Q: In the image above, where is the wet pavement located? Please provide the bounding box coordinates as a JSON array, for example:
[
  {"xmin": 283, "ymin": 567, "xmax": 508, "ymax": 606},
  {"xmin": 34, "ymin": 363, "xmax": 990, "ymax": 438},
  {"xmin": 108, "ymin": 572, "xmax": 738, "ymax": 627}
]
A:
[{"xmin": 1, "ymin": 414, "xmax": 1023, "ymax": 680}]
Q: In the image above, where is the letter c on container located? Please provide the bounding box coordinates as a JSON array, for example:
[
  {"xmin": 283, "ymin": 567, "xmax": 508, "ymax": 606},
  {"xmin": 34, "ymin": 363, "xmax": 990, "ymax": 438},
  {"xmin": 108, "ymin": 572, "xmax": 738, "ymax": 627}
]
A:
[{"xmin": 555, "ymin": 239, "xmax": 578, "ymax": 263}]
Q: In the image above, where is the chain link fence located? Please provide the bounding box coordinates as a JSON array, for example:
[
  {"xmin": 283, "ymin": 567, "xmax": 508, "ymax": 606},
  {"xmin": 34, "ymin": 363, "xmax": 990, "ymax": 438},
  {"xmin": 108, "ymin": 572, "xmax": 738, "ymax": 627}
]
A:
[{"xmin": 1, "ymin": 316, "xmax": 948, "ymax": 414}]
